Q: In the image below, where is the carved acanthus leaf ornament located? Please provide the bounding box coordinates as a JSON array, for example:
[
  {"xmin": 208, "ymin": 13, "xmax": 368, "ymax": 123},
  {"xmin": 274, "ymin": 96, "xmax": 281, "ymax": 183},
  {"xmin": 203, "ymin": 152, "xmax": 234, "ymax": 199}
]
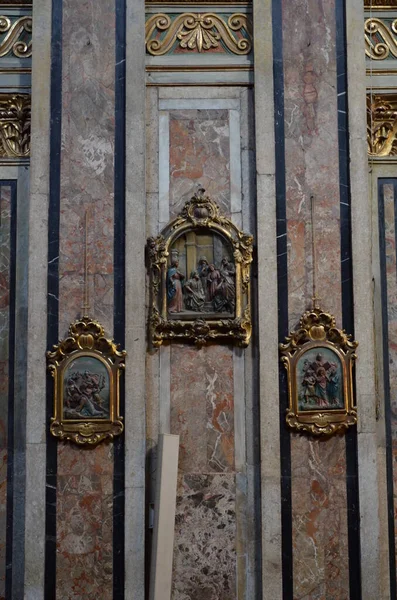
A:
[
  {"xmin": 0, "ymin": 94, "xmax": 30, "ymax": 158},
  {"xmin": 145, "ymin": 12, "xmax": 252, "ymax": 55},
  {"xmin": 367, "ymin": 93, "xmax": 397, "ymax": 157}
]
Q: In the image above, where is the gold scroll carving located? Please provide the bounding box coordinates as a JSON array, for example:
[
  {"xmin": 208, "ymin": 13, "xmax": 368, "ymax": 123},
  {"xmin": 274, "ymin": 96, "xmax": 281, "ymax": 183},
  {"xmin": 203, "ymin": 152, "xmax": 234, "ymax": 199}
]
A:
[
  {"xmin": 0, "ymin": 94, "xmax": 30, "ymax": 158},
  {"xmin": 365, "ymin": 18, "xmax": 397, "ymax": 60},
  {"xmin": 364, "ymin": 0, "xmax": 397, "ymax": 6},
  {"xmin": 145, "ymin": 13, "xmax": 252, "ymax": 55},
  {"xmin": 367, "ymin": 93, "xmax": 397, "ymax": 157},
  {"xmin": 0, "ymin": 15, "xmax": 31, "ymax": 58}
]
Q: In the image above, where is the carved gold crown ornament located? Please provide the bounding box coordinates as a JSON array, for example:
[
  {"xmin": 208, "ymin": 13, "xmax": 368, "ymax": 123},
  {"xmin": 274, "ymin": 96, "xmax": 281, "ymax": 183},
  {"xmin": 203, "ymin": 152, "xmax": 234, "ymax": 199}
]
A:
[
  {"xmin": 0, "ymin": 94, "xmax": 30, "ymax": 158},
  {"xmin": 0, "ymin": 15, "xmax": 31, "ymax": 58},
  {"xmin": 47, "ymin": 316, "xmax": 126, "ymax": 446},
  {"xmin": 145, "ymin": 12, "xmax": 252, "ymax": 55},
  {"xmin": 147, "ymin": 188, "xmax": 253, "ymax": 348},
  {"xmin": 367, "ymin": 93, "xmax": 397, "ymax": 157},
  {"xmin": 279, "ymin": 298, "xmax": 358, "ymax": 436}
]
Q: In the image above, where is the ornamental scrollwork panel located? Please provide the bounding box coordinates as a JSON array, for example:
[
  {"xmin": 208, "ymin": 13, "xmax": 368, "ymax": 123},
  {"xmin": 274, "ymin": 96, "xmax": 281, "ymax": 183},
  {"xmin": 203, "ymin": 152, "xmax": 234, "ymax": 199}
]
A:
[
  {"xmin": 0, "ymin": 94, "xmax": 30, "ymax": 158},
  {"xmin": 367, "ymin": 93, "xmax": 397, "ymax": 157},
  {"xmin": 0, "ymin": 15, "xmax": 31, "ymax": 58},
  {"xmin": 145, "ymin": 13, "xmax": 252, "ymax": 56}
]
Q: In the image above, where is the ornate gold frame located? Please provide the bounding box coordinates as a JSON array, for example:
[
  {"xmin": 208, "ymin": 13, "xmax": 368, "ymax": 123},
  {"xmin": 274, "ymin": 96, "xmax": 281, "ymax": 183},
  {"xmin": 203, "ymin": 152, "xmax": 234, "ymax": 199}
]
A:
[
  {"xmin": 47, "ymin": 316, "xmax": 126, "ymax": 446},
  {"xmin": 279, "ymin": 300, "xmax": 358, "ymax": 436},
  {"xmin": 147, "ymin": 188, "xmax": 253, "ymax": 347}
]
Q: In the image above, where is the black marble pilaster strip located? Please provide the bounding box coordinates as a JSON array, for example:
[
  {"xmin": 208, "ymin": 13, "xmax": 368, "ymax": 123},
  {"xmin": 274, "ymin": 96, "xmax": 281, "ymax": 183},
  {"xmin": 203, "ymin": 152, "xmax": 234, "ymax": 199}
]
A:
[
  {"xmin": 335, "ymin": 1, "xmax": 362, "ymax": 597},
  {"xmin": 4, "ymin": 180, "xmax": 17, "ymax": 599},
  {"xmin": 45, "ymin": 0, "xmax": 63, "ymax": 597},
  {"xmin": 378, "ymin": 178, "xmax": 397, "ymax": 600},
  {"xmin": 113, "ymin": 0, "xmax": 126, "ymax": 596},
  {"xmin": 272, "ymin": 0, "xmax": 293, "ymax": 597}
]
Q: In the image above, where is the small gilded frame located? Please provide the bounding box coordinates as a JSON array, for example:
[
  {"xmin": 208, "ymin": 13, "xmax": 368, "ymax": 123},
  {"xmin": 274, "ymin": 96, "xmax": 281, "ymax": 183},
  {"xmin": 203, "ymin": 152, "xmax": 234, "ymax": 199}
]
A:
[
  {"xmin": 47, "ymin": 316, "xmax": 126, "ymax": 446},
  {"xmin": 147, "ymin": 188, "xmax": 253, "ymax": 347},
  {"xmin": 279, "ymin": 300, "xmax": 358, "ymax": 436}
]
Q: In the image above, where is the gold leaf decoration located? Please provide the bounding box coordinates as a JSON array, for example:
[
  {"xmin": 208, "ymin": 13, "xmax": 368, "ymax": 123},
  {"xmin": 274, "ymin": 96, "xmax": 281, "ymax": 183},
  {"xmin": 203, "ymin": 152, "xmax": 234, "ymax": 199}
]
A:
[
  {"xmin": 0, "ymin": 94, "xmax": 30, "ymax": 158},
  {"xmin": 0, "ymin": 15, "xmax": 31, "ymax": 58},
  {"xmin": 145, "ymin": 12, "xmax": 252, "ymax": 56},
  {"xmin": 367, "ymin": 93, "xmax": 397, "ymax": 157},
  {"xmin": 365, "ymin": 18, "xmax": 397, "ymax": 60}
]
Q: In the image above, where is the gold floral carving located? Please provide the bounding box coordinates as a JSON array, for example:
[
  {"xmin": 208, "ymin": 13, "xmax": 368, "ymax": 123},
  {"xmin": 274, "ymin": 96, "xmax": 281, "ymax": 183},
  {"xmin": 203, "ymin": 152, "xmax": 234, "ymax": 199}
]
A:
[
  {"xmin": 0, "ymin": 94, "xmax": 30, "ymax": 158},
  {"xmin": 145, "ymin": 13, "xmax": 252, "ymax": 55},
  {"xmin": 367, "ymin": 93, "xmax": 397, "ymax": 156},
  {"xmin": 47, "ymin": 316, "xmax": 126, "ymax": 446},
  {"xmin": 279, "ymin": 299, "xmax": 358, "ymax": 436},
  {"xmin": 365, "ymin": 18, "xmax": 397, "ymax": 60},
  {"xmin": 0, "ymin": 15, "xmax": 31, "ymax": 58},
  {"xmin": 147, "ymin": 188, "xmax": 253, "ymax": 347}
]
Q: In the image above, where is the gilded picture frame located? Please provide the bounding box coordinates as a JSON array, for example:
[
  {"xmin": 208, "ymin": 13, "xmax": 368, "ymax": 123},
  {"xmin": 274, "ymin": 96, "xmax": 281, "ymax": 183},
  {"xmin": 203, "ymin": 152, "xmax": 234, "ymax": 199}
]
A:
[
  {"xmin": 46, "ymin": 316, "xmax": 126, "ymax": 446},
  {"xmin": 147, "ymin": 188, "xmax": 253, "ymax": 347},
  {"xmin": 279, "ymin": 299, "xmax": 358, "ymax": 436}
]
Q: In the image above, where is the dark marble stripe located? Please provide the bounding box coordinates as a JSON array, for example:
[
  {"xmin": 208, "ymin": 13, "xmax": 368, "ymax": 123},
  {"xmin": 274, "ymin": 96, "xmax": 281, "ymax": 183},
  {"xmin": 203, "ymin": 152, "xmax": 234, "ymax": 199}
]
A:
[
  {"xmin": 272, "ymin": 0, "xmax": 293, "ymax": 597},
  {"xmin": 113, "ymin": 0, "xmax": 126, "ymax": 597},
  {"xmin": 45, "ymin": 0, "xmax": 63, "ymax": 597},
  {"xmin": 335, "ymin": 0, "xmax": 362, "ymax": 597}
]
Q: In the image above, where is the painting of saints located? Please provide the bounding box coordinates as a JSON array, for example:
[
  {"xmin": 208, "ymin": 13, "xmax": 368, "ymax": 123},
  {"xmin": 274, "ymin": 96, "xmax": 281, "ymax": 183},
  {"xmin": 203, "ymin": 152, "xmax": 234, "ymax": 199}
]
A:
[
  {"xmin": 184, "ymin": 271, "xmax": 205, "ymax": 312},
  {"xmin": 297, "ymin": 348, "xmax": 344, "ymax": 411},
  {"xmin": 167, "ymin": 259, "xmax": 185, "ymax": 313}
]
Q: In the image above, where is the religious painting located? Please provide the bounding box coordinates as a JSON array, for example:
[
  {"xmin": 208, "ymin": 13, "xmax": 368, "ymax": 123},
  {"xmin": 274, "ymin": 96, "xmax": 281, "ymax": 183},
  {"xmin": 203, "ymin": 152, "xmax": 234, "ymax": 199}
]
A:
[
  {"xmin": 280, "ymin": 299, "xmax": 358, "ymax": 436},
  {"xmin": 47, "ymin": 316, "xmax": 126, "ymax": 445},
  {"xmin": 297, "ymin": 348, "xmax": 344, "ymax": 412},
  {"xmin": 63, "ymin": 356, "xmax": 110, "ymax": 420},
  {"xmin": 147, "ymin": 188, "xmax": 253, "ymax": 347},
  {"xmin": 167, "ymin": 232, "xmax": 236, "ymax": 319}
]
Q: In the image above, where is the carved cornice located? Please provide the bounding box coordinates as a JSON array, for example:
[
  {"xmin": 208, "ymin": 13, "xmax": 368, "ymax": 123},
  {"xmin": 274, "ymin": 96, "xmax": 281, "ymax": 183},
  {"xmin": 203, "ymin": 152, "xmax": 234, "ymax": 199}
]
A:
[
  {"xmin": 0, "ymin": 94, "xmax": 30, "ymax": 158},
  {"xmin": 0, "ymin": 15, "xmax": 31, "ymax": 58},
  {"xmin": 367, "ymin": 93, "xmax": 397, "ymax": 157},
  {"xmin": 145, "ymin": 12, "xmax": 252, "ymax": 55}
]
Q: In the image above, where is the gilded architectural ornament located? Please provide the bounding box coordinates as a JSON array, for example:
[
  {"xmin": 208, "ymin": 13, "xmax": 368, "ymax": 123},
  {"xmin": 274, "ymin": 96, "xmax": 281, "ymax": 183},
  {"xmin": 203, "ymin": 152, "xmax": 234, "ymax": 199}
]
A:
[
  {"xmin": 279, "ymin": 299, "xmax": 358, "ymax": 436},
  {"xmin": 147, "ymin": 188, "xmax": 253, "ymax": 347},
  {"xmin": 47, "ymin": 316, "xmax": 126, "ymax": 446},
  {"xmin": 0, "ymin": 15, "xmax": 31, "ymax": 58},
  {"xmin": 0, "ymin": 94, "xmax": 30, "ymax": 158},
  {"xmin": 367, "ymin": 93, "xmax": 397, "ymax": 156},
  {"xmin": 364, "ymin": 0, "xmax": 397, "ymax": 6},
  {"xmin": 365, "ymin": 17, "xmax": 397, "ymax": 60},
  {"xmin": 145, "ymin": 13, "xmax": 252, "ymax": 55}
]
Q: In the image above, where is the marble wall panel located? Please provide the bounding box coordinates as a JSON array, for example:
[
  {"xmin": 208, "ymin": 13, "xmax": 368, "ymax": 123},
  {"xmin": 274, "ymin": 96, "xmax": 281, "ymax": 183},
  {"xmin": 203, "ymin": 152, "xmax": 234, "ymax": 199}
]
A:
[
  {"xmin": 56, "ymin": 0, "xmax": 115, "ymax": 597},
  {"xmin": 282, "ymin": 0, "xmax": 349, "ymax": 596},
  {"xmin": 170, "ymin": 345, "xmax": 234, "ymax": 474},
  {"xmin": 169, "ymin": 109, "xmax": 230, "ymax": 218},
  {"xmin": 172, "ymin": 473, "xmax": 236, "ymax": 600},
  {"xmin": 0, "ymin": 186, "xmax": 11, "ymax": 599}
]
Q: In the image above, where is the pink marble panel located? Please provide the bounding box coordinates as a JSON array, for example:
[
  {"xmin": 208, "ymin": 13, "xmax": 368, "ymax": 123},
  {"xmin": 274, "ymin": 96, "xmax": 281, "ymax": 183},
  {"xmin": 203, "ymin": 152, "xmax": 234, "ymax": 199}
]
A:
[
  {"xmin": 56, "ymin": 0, "xmax": 115, "ymax": 596},
  {"xmin": 171, "ymin": 345, "xmax": 234, "ymax": 473},
  {"xmin": 56, "ymin": 444, "xmax": 114, "ymax": 600},
  {"xmin": 170, "ymin": 345, "xmax": 236, "ymax": 600},
  {"xmin": 172, "ymin": 473, "xmax": 236, "ymax": 600},
  {"xmin": 282, "ymin": 1, "xmax": 349, "ymax": 596},
  {"xmin": 0, "ymin": 186, "xmax": 11, "ymax": 599},
  {"xmin": 169, "ymin": 109, "xmax": 230, "ymax": 218}
]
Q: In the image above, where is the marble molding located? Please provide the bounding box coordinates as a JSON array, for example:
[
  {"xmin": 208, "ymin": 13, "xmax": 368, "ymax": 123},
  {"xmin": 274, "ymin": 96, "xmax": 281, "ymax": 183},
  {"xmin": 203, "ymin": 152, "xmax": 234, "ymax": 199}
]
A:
[
  {"xmin": 282, "ymin": 0, "xmax": 349, "ymax": 597},
  {"xmin": 0, "ymin": 186, "xmax": 11, "ymax": 599},
  {"xmin": 56, "ymin": 0, "xmax": 116, "ymax": 596},
  {"xmin": 382, "ymin": 183, "xmax": 397, "ymax": 569}
]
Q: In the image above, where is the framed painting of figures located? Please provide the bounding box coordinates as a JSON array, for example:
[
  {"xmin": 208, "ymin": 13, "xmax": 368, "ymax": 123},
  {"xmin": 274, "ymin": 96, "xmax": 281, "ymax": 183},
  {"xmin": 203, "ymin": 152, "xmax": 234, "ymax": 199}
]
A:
[
  {"xmin": 279, "ymin": 299, "xmax": 358, "ymax": 436},
  {"xmin": 147, "ymin": 188, "xmax": 253, "ymax": 347},
  {"xmin": 47, "ymin": 316, "xmax": 126, "ymax": 445}
]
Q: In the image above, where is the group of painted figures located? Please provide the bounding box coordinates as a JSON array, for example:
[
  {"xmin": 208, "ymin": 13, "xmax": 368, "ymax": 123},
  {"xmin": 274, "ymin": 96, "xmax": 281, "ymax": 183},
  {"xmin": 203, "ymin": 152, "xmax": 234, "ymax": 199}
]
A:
[
  {"xmin": 300, "ymin": 353, "xmax": 341, "ymax": 409},
  {"xmin": 167, "ymin": 255, "xmax": 236, "ymax": 314},
  {"xmin": 64, "ymin": 370, "xmax": 108, "ymax": 419}
]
